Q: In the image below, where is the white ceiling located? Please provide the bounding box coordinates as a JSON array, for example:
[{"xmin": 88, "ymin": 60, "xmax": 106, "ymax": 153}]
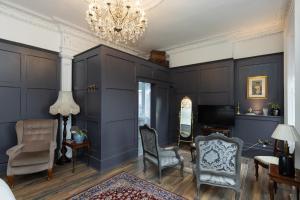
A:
[{"xmin": 7, "ymin": 0, "xmax": 289, "ymax": 53}]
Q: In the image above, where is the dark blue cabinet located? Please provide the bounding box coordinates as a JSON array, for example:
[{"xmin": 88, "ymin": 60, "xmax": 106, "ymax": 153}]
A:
[{"xmin": 73, "ymin": 45, "xmax": 171, "ymax": 171}]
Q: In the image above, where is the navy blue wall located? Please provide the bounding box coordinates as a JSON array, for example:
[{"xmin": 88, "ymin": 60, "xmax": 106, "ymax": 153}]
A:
[
  {"xmin": 235, "ymin": 53, "xmax": 284, "ymax": 115},
  {"xmin": 170, "ymin": 53, "xmax": 284, "ymax": 157}
]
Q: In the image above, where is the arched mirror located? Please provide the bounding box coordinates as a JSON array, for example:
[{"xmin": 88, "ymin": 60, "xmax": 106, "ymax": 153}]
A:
[{"xmin": 178, "ymin": 97, "xmax": 193, "ymax": 146}]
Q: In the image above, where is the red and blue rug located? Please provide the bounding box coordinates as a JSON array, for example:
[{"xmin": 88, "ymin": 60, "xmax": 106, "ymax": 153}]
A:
[{"xmin": 70, "ymin": 172, "xmax": 185, "ymax": 200}]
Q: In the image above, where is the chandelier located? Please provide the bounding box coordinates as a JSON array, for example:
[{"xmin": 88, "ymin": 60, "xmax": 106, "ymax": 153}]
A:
[{"xmin": 86, "ymin": 0, "xmax": 147, "ymax": 44}]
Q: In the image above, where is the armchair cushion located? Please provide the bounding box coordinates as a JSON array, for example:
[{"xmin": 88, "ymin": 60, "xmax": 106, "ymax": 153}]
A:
[
  {"xmin": 22, "ymin": 142, "xmax": 50, "ymax": 152},
  {"xmin": 11, "ymin": 151, "xmax": 49, "ymax": 167},
  {"xmin": 254, "ymin": 156, "xmax": 278, "ymax": 165},
  {"xmin": 200, "ymin": 174, "xmax": 236, "ymax": 186},
  {"xmin": 145, "ymin": 150, "xmax": 183, "ymax": 167}
]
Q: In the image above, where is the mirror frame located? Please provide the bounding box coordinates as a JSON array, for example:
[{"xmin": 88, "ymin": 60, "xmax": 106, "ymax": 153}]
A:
[{"xmin": 178, "ymin": 96, "xmax": 194, "ymax": 146}]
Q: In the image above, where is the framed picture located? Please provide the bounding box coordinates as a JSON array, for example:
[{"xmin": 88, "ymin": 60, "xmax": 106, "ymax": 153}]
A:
[{"xmin": 247, "ymin": 76, "xmax": 268, "ymax": 99}]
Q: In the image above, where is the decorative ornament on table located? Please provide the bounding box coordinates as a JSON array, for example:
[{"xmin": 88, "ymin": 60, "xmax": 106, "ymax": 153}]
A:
[
  {"xmin": 262, "ymin": 107, "xmax": 268, "ymax": 116},
  {"xmin": 236, "ymin": 102, "xmax": 241, "ymax": 115},
  {"xmin": 269, "ymin": 102, "xmax": 280, "ymax": 116},
  {"xmin": 245, "ymin": 107, "xmax": 256, "ymax": 115},
  {"xmin": 70, "ymin": 126, "xmax": 87, "ymax": 144}
]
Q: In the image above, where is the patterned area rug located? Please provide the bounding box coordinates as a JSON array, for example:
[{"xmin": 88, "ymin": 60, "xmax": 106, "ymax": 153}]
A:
[{"xmin": 70, "ymin": 172, "xmax": 185, "ymax": 200}]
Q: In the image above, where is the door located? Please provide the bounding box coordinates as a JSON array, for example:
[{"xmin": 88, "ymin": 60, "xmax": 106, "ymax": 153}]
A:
[{"xmin": 138, "ymin": 82, "xmax": 151, "ymax": 156}]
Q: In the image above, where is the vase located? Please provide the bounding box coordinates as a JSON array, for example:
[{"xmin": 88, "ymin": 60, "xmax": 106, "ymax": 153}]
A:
[
  {"xmin": 73, "ymin": 133, "xmax": 85, "ymax": 144},
  {"xmin": 272, "ymin": 109, "xmax": 279, "ymax": 116},
  {"xmin": 263, "ymin": 108, "xmax": 268, "ymax": 116}
]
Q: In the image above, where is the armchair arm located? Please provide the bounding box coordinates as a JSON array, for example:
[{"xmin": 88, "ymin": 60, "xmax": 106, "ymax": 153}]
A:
[
  {"xmin": 48, "ymin": 141, "xmax": 57, "ymax": 169},
  {"xmin": 159, "ymin": 146, "xmax": 181, "ymax": 160},
  {"xmin": 161, "ymin": 146, "xmax": 179, "ymax": 151},
  {"xmin": 6, "ymin": 144, "xmax": 24, "ymax": 162},
  {"xmin": 49, "ymin": 141, "xmax": 57, "ymax": 151},
  {"xmin": 6, "ymin": 144, "xmax": 24, "ymax": 157}
]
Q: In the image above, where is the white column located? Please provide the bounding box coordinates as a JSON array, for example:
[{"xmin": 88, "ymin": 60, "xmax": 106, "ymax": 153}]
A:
[{"xmin": 59, "ymin": 52, "xmax": 74, "ymax": 158}]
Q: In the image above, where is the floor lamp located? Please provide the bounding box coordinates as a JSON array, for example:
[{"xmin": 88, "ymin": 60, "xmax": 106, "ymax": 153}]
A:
[{"xmin": 49, "ymin": 91, "xmax": 80, "ymax": 165}]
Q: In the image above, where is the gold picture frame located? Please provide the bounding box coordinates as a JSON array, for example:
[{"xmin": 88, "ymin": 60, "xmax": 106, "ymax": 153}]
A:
[{"xmin": 247, "ymin": 76, "xmax": 268, "ymax": 99}]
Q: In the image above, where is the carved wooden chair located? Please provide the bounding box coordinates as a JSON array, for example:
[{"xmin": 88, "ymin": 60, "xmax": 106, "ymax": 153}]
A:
[
  {"xmin": 6, "ymin": 119, "xmax": 58, "ymax": 187},
  {"xmin": 254, "ymin": 139, "xmax": 282, "ymax": 181},
  {"xmin": 193, "ymin": 133, "xmax": 243, "ymax": 200},
  {"xmin": 139, "ymin": 124, "xmax": 184, "ymax": 183}
]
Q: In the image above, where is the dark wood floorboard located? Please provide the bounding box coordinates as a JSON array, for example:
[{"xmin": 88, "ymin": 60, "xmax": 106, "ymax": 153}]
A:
[{"xmin": 1, "ymin": 157, "xmax": 296, "ymax": 200}]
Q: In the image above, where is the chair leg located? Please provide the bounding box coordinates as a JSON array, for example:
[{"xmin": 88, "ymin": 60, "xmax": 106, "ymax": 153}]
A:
[
  {"xmin": 235, "ymin": 191, "xmax": 240, "ymax": 200},
  {"xmin": 7, "ymin": 176, "xmax": 14, "ymax": 188},
  {"xmin": 194, "ymin": 184, "xmax": 200, "ymax": 200},
  {"xmin": 158, "ymin": 167, "xmax": 162, "ymax": 184},
  {"xmin": 143, "ymin": 157, "xmax": 147, "ymax": 173},
  {"xmin": 254, "ymin": 159, "xmax": 259, "ymax": 181},
  {"xmin": 47, "ymin": 168, "xmax": 53, "ymax": 180},
  {"xmin": 180, "ymin": 162, "xmax": 184, "ymax": 178}
]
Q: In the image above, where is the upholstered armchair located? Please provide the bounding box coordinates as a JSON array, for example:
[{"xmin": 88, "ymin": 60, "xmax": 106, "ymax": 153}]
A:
[
  {"xmin": 6, "ymin": 119, "xmax": 58, "ymax": 187},
  {"xmin": 193, "ymin": 133, "xmax": 243, "ymax": 200},
  {"xmin": 139, "ymin": 125, "xmax": 184, "ymax": 183}
]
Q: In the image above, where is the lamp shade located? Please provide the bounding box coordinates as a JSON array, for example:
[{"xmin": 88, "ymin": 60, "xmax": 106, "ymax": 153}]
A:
[
  {"xmin": 49, "ymin": 91, "xmax": 80, "ymax": 116},
  {"xmin": 271, "ymin": 124, "xmax": 299, "ymax": 142}
]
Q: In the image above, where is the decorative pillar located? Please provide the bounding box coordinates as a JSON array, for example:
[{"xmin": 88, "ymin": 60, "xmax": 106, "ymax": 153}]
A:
[{"xmin": 59, "ymin": 51, "xmax": 74, "ymax": 158}]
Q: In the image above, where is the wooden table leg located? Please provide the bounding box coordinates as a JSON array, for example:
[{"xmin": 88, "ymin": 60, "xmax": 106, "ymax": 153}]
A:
[
  {"xmin": 72, "ymin": 149, "xmax": 76, "ymax": 173},
  {"xmin": 269, "ymin": 179, "xmax": 274, "ymax": 200},
  {"xmin": 297, "ymin": 187, "xmax": 299, "ymax": 200},
  {"xmin": 87, "ymin": 145, "xmax": 90, "ymax": 166}
]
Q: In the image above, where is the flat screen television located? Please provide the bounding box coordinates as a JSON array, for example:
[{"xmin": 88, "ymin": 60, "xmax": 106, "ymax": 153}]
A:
[{"xmin": 198, "ymin": 105, "xmax": 235, "ymax": 127}]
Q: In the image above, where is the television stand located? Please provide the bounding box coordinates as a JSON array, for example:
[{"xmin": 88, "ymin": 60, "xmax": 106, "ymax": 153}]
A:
[{"xmin": 200, "ymin": 127, "xmax": 231, "ymax": 137}]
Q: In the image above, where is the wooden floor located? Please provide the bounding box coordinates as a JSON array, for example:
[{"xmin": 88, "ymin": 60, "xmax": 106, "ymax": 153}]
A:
[{"xmin": 1, "ymin": 157, "xmax": 296, "ymax": 200}]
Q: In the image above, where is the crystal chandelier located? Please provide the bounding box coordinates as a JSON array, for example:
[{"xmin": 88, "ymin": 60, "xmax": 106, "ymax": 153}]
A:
[{"xmin": 86, "ymin": 0, "xmax": 147, "ymax": 44}]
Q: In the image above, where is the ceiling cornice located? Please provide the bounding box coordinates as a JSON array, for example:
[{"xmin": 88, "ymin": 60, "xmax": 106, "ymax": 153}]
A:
[
  {"xmin": 0, "ymin": 0, "xmax": 58, "ymax": 32},
  {"xmin": 0, "ymin": 0, "xmax": 148, "ymax": 57},
  {"xmin": 165, "ymin": 21, "xmax": 284, "ymax": 55}
]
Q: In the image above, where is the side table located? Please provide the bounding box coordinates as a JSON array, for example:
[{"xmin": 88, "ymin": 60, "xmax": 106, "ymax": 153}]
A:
[
  {"xmin": 64, "ymin": 140, "xmax": 90, "ymax": 173},
  {"xmin": 269, "ymin": 164, "xmax": 300, "ymax": 200}
]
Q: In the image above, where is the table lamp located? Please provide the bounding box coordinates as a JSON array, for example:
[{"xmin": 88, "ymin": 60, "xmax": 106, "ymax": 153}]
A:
[
  {"xmin": 271, "ymin": 124, "xmax": 299, "ymax": 177},
  {"xmin": 49, "ymin": 91, "xmax": 80, "ymax": 165}
]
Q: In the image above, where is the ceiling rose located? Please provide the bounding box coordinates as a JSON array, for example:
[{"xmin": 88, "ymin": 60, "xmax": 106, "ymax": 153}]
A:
[{"xmin": 86, "ymin": 0, "xmax": 147, "ymax": 44}]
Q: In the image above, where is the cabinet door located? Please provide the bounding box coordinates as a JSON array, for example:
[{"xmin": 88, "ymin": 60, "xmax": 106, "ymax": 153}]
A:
[{"xmin": 73, "ymin": 54, "xmax": 102, "ymax": 165}]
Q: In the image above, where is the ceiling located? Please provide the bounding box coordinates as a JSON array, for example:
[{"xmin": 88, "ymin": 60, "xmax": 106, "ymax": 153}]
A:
[{"xmin": 7, "ymin": 0, "xmax": 289, "ymax": 53}]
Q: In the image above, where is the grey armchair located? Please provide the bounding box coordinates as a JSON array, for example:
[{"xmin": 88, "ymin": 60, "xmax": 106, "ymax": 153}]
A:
[
  {"xmin": 193, "ymin": 133, "xmax": 243, "ymax": 200},
  {"xmin": 6, "ymin": 119, "xmax": 58, "ymax": 187},
  {"xmin": 139, "ymin": 125, "xmax": 184, "ymax": 183}
]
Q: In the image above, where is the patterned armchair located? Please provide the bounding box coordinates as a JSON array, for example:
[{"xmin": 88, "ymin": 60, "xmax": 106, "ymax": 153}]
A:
[
  {"xmin": 139, "ymin": 125, "xmax": 184, "ymax": 183},
  {"xmin": 193, "ymin": 133, "xmax": 243, "ymax": 200}
]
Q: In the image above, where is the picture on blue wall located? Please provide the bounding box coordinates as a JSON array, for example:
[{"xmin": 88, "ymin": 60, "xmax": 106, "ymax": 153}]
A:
[{"xmin": 247, "ymin": 76, "xmax": 268, "ymax": 99}]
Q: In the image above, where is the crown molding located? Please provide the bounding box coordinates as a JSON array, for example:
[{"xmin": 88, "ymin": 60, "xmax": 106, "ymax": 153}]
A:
[
  {"xmin": 0, "ymin": 0, "xmax": 58, "ymax": 32},
  {"xmin": 165, "ymin": 22, "xmax": 284, "ymax": 55},
  {"xmin": 0, "ymin": 0, "xmax": 148, "ymax": 57}
]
